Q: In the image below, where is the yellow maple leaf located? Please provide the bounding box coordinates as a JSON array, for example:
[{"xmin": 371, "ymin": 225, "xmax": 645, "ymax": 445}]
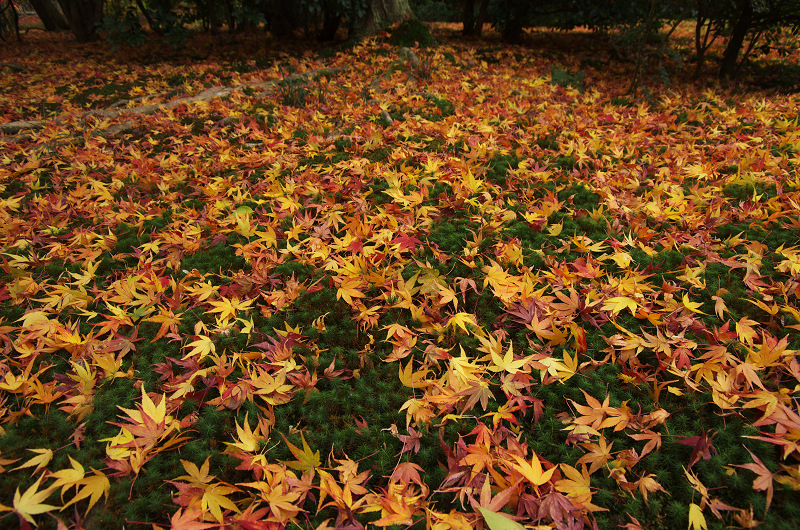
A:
[
  {"xmin": 250, "ymin": 367, "xmax": 293, "ymax": 405},
  {"xmin": 688, "ymin": 502, "xmax": 707, "ymax": 530},
  {"xmin": 447, "ymin": 312, "xmax": 478, "ymax": 334},
  {"xmin": 176, "ymin": 457, "xmax": 215, "ymax": 488},
  {"xmin": 140, "ymin": 386, "xmax": 167, "ymax": 425},
  {"xmin": 558, "ymin": 351, "xmax": 579, "ymax": 381},
  {"xmin": 13, "ymin": 475, "xmax": 58, "ymax": 525},
  {"xmin": 62, "ymin": 470, "xmax": 110, "ymax": 514},
  {"xmin": 602, "ymin": 296, "xmax": 638, "ymax": 316},
  {"xmin": 547, "ymin": 222, "xmax": 563, "ymax": 236},
  {"xmin": 282, "ymin": 433, "xmax": 320, "ymax": 474},
  {"xmin": 202, "ymin": 484, "xmax": 241, "ymax": 522},
  {"xmin": 48, "ymin": 456, "xmax": 85, "ymax": 496},
  {"xmin": 233, "ymin": 210, "xmax": 258, "ymax": 237},
  {"xmin": 712, "ymin": 292, "xmax": 728, "ymax": 319},
  {"xmin": 184, "ymin": 335, "xmax": 216, "ymax": 361},
  {"xmin": 486, "ymin": 342, "xmax": 532, "ymax": 374},
  {"xmin": 336, "ymin": 277, "xmax": 365, "ymax": 305},
  {"xmin": 509, "ymin": 452, "xmax": 556, "ymax": 495},
  {"xmin": 208, "ymin": 296, "xmax": 254, "ymax": 324},
  {"xmin": 450, "ymin": 346, "xmax": 484, "ymax": 382},
  {"xmin": 13, "ymin": 448, "xmax": 53, "ymax": 473},
  {"xmin": 555, "ymin": 463, "xmax": 607, "ymax": 512},
  {"xmin": 736, "ymin": 317, "xmax": 759, "ymax": 346},
  {"xmin": 225, "ymin": 414, "xmax": 265, "ymax": 454},
  {"xmin": 680, "ymin": 294, "xmax": 706, "ymax": 314},
  {"xmin": 399, "ymin": 359, "xmax": 431, "ymax": 388},
  {"xmin": 17, "ymin": 311, "xmax": 51, "ymax": 330},
  {"xmin": 186, "ymin": 280, "xmax": 218, "ymax": 302}
]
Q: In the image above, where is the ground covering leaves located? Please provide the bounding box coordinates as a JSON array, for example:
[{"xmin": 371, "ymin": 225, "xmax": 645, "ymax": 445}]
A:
[{"xmin": 1, "ymin": 25, "xmax": 800, "ymax": 529}]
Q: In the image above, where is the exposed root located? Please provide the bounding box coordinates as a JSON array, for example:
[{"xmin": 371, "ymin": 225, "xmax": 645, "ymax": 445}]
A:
[{"xmin": 0, "ymin": 66, "xmax": 347, "ymax": 149}]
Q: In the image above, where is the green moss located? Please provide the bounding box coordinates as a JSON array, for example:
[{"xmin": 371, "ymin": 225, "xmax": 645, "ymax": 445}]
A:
[
  {"xmin": 560, "ymin": 183, "xmax": 601, "ymax": 209},
  {"xmin": 388, "ymin": 19, "xmax": 437, "ymax": 48},
  {"xmin": 552, "ymin": 155, "xmax": 578, "ymax": 170},
  {"xmin": 484, "ymin": 153, "xmax": 521, "ymax": 187},
  {"xmin": 721, "ymin": 182, "xmax": 778, "ymax": 201},
  {"xmin": 366, "ymin": 147, "xmax": 392, "ymax": 163},
  {"xmin": 427, "ymin": 218, "xmax": 479, "ymax": 254},
  {"xmin": 180, "ymin": 240, "xmax": 247, "ymax": 274},
  {"xmin": 421, "ymin": 94, "xmax": 455, "ymax": 121}
]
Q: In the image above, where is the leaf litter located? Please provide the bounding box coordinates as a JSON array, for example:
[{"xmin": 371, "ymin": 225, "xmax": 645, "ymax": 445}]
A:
[{"xmin": 0, "ymin": 26, "xmax": 800, "ymax": 529}]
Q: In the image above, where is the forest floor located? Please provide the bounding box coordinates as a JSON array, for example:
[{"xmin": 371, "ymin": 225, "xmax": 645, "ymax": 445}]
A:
[{"xmin": 1, "ymin": 21, "xmax": 800, "ymax": 529}]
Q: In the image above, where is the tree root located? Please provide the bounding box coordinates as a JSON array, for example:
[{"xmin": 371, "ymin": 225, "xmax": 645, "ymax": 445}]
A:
[{"xmin": 0, "ymin": 66, "xmax": 346, "ymax": 149}]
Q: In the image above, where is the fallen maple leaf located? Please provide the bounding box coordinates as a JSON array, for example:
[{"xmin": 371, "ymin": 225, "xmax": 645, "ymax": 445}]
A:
[
  {"xmin": 576, "ymin": 435, "xmax": 614, "ymax": 474},
  {"xmin": 12, "ymin": 475, "xmax": 58, "ymax": 525},
  {"xmin": 202, "ymin": 483, "xmax": 241, "ymax": 522},
  {"xmin": 225, "ymin": 413, "xmax": 265, "ymax": 454},
  {"xmin": 169, "ymin": 507, "xmax": 219, "ymax": 529},
  {"xmin": 48, "ymin": 456, "xmax": 85, "ymax": 497},
  {"xmin": 282, "ymin": 432, "xmax": 320, "ymax": 474},
  {"xmin": 447, "ymin": 312, "xmax": 479, "ymax": 334},
  {"xmin": 396, "ymin": 426, "xmax": 422, "ymax": 455},
  {"xmin": 479, "ymin": 507, "xmax": 526, "ymax": 530},
  {"xmin": 508, "ymin": 452, "xmax": 556, "ymax": 495},
  {"xmin": 399, "ymin": 359, "xmax": 431, "ymax": 388},
  {"xmin": 62, "ymin": 470, "xmax": 110, "ymax": 514},
  {"xmin": 733, "ymin": 447, "xmax": 775, "ymax": 512},
  {"xmin": 184, "ymin": 334, "xmax": 216, "ymax": 361},
  {"xmin": 688, "ymin": 502, "xmax": 707, "ymax": 530},
  {"xmin": 602, "ymin": 296, "xmax": 638, "ymax": 316},
  {"xmin": 12, "ymin": 448, "xmax": 53, "ymax": 474},
  {"xmin": 486, "ymin": 342, "xmax": 532, "ymax": 374},
  {"xmin": 336, "ymin": 277, "xmax": 366, "ymax": 305},
  {"xmin": 674, "ymin": 430, "xmax": 718, "ymax": 469}
]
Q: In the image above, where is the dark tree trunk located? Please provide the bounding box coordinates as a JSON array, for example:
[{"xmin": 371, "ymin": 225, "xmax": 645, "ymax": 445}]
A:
[
  {"xmin": 135, "ymin": 0, "xmax": 159, "ymax": 34},
  {"xmin": 694, "ymin": 14, "xmax": 708, "ymax": 78},
  {"xmin": 222, "ymin": 0, "xmax": 235, "ymax": 32},
  {"xmin": 502, "ymin": 12, "xmax": 523, "ymax": 42},
  {"xmin": 719, "ymin": 0, "xmax": 753, "ymax": 79},
  {"xmin": 206, "ymin": 0, "xmax": 219, "ymax": 34},
  {"xmin": 501, "ymin": 0, "xmax": 526, "ymax": 43},
  {"xmin": 1, "ymin": 0, "xmax": 20, "ymax": 40},
  {"xmin": 319, "ymin": 3, "xmax": 341, "ymax": 41},
  {"xmin": 474, "ymin": 0, "xmax": 488, "ymax": 36},
  {"xmin": 462, "ymin": 0, "xmax": 476, "ymax": 35},
  {"xmin": 265, "ymin": 0, "xmax": 298, "ymax": 37},
  {"xmin": 56, "ymin": 0, "xmax": 104, "ymax": 42},
  {"xmin": 359, "ymin": 0, "xmax": 412, "ymax": 35},
  {"xmin": 627, "ymin": 0, "xmax": 658, "ymax": 94},
  {"xmin": 29, "ymin": 0, "xmax": 69, "ymax": 31}
]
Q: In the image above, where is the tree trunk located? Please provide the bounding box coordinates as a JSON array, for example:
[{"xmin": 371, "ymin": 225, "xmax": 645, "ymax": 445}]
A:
[
  {"xmin": 474, "ymin": 0, "xmax": 488, "ymax": 36},
  {"xmin": 135, "ymin": 0, "xmax": 159, "ymax": 34},
  {"xmin": 264, "ymin": 0, "xmax": 299, "ymax": 37},
  {"xmin": 2, "ymin": 0, "xmax": 20, "ymax": 40},
  {"xmin": 56, "ymin": 0, "xmax": 104, "ymax": 42},
  {"xmin": 320, "ymin": 1, "xmax": 341, "ymax": 41},
  {"xmin": 501, "ymin": 0, "xmax": 525, "ymax": 43},
  {"xmin": 222, "ymin": 0, "xmax": 235, "ymax": 32},
  {"xmin": 359, "ymin": 0, "xmax": 412, "ymax": 35},
  {"xmin": 462, "ymin": 0, "xmax": 476, "ymax": 35},
  {"xmin": 29, "ymin": 0, "xmax": 70, "ymax": 31},
  {"xmin": 206, "ymin": 0, "xmax": 219, "ymax": 34},
  {"xmin": 719, "ymin": 0, "xmax": 753, "ymax": 79},
  {"xmin": 627, "ymin": 0, "xmax": 658, "ymax": 94}
]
